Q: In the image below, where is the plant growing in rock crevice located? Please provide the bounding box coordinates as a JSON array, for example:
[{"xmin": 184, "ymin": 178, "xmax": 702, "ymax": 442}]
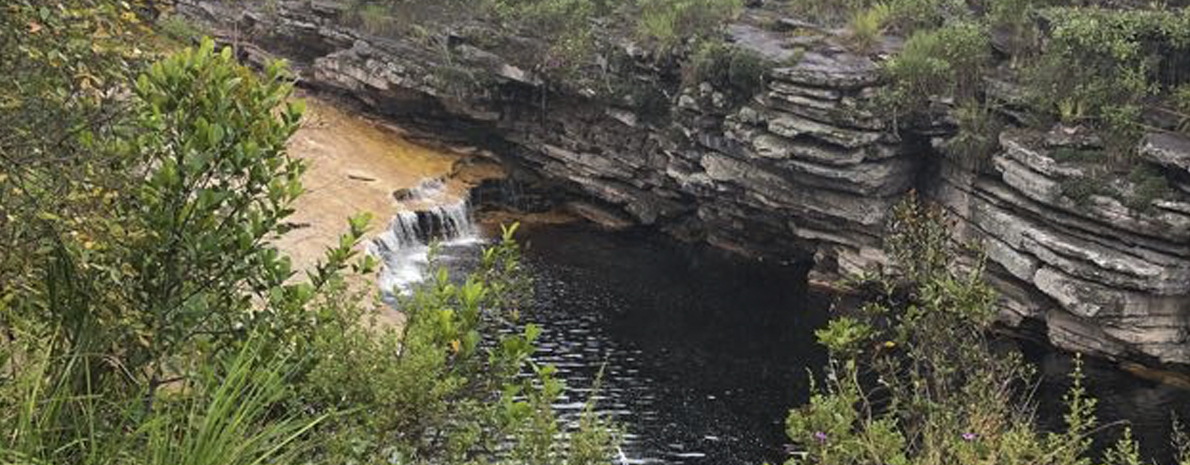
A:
[
  {"xmin": 847, "ymin": 3, "xmax": 892, "ymax": 52},
  {"xmin": 637, "ymin": 0, "xmax": 744, "ymax": 52},
  {"xmin": 786, "ymin": 0, "xmax": 948, "ymax": 32},
  {"xmin": 881, "ymin": 21, "xmax": 990, "ymax": 125},
  {"xmin": 943, "ymin": 101, "xmax": 1004, "ymax": 169},
  {"xmin": 682, "ymin": 41, "xmax": 772, "ymax": 102}
]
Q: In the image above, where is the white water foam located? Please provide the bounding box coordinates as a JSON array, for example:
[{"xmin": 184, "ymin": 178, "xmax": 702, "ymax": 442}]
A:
[{"xmin": 369, "ymin": 179, "xmax": 483, "ymax": 295}]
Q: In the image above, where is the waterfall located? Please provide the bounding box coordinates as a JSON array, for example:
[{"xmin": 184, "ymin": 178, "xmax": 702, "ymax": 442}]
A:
[{"xmin": 369, "ymin": 178, "xmax": 482, "ymax": 295}]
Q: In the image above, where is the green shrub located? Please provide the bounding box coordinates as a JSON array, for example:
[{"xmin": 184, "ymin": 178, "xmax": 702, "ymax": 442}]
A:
[
  {"xmin": 943, "ymin": 101, "xmax": 1003, "ymax": 169},
  {"xmin": 1058, "ymin": 159, "xmax": 1171, "ymax": 210},
  {"xmin": 786, "ymin": 0, "xmax": 944, "ymax": 32},
  {"xmin": 847, "ymin": 3, "xmax": 891, "ymax": 52},
  {"xmin": 1175, "ymin": 83, "xmax": 1190, "ymax": 113},
  {"xmin": 726, "ymin": 47, "xmax": 769, "ymax": 95},
  {"xmin": 1, "ymin": 34, "xmax": 619, "ymax": 465},
  {"xmin": 986, "ymin": 0, "xmax": 1050, "ymax": 59},
  {"xmin": 1126, "ymin": 164, "xmax": 1173, "ymax": 211},
  {"xmin": 783, "ymin": 194, "xmax": 1135, "ymax": 465},
  {"xmin": 488, "ymin": 0, "xmax": 605, "ymax": 81},
  {"xmin": 637, "ymin": 0, "xmax": 743, "ymax": 50},
  {"xmin": 683, "ymin": 40, "xmax": 771, "ymax": 100},
  {"xmin": 491, "ymin": 0, "xmax": 599, "ymax": 37},
  {"xmin": 158, "ymin": 15, "xmax": 202, "ymax": 44},
  {"xmin": 1060, "ymin": 175, "xmax": 1112, "ymax": 205},
  {"xmin": 1052, "ymin": 147, "xmax": 1105, "ymax": 163},
  {"xmin": 1027, "ymin": 7, "xmax": 1190, "ymax": 153},
  {"xmin": 785, "ymin": 0, "xmax": 870, "ymax": 25},
  {"xmin": 882, "ymin": 21, "xmax": 989, "ymax": 122},
  {"xmin": 1, "ymin": 37, "xmax": 322, "ymax": 464},
  {"xmin": 885, "ymin": 0, "xmax": 947, "ymax": 33}
]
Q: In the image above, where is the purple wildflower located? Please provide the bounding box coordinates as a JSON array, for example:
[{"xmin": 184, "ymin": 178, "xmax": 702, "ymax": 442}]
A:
[
  {"xmin": 813, "ymin": 431, "xmax": 828, "ymax": 442},
  {"xmin": 962, "ymin": 432, "xmax": 977, "ymax": 441}
]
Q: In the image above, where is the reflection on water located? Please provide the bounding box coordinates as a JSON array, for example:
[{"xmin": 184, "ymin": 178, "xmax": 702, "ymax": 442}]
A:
[
  {"xmin": 516, "ymin": 223, "xmax": 830, "ymax": 465},
  {"xmin": 390, "ymin": 220, "xmax": 1190, "ymax": 465}
]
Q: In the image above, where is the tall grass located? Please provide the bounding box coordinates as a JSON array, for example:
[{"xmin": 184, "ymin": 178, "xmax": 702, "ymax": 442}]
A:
[
  {"xmin": 0, "ymin": 331, "xmax": 129, "ymax": 465},
  {"xmin": 637, "ymin": 0, "xmax": 744, "ymax": 50},
  {"xmin": 847, "ymin": 3, "xmax": 891, "ymax": 52},
  {"xmin": 141, "ymin": 340, "xmax": 328, "ymax": 465},
  {"xmin": 0, "ymin": 335, "xmax": 325, "ymax": 465}
]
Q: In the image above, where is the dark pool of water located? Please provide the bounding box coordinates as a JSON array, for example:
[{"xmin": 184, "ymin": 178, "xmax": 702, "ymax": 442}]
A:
[
  {"xmin": 435, "ymin": 222, "xmax": 1190, "ymax": 465},
  {"xmin": 516, "ymin": 223, "xmax": 831, "ymax": 465},
  {"xmin": 1028, "ymin": 344, "xmax": 1190, "ymax": 465}
]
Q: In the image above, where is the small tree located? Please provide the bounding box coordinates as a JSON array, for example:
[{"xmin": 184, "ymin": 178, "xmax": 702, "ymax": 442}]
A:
[{"xmin": 784, "ymin": 194, "xmax": 1117, "ymax": 465}]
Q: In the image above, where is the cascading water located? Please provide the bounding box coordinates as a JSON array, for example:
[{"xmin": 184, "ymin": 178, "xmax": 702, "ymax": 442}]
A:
[{"xmin": 369, "ymin": 178, "xmax": 482, "ymax": 296}]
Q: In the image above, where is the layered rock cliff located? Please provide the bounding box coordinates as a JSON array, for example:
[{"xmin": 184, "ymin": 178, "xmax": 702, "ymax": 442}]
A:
[
  {"xmin": 938, "ymin": 129, "xmax": 1190, "ymax": 365},
  {"xmin": 174, "ymin": 0, "xmax": 1190, "ymax": 366}
]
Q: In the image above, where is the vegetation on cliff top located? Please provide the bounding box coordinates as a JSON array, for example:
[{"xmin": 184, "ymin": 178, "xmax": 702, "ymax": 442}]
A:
[
  {"xmin": 336, "ymin": 0, "xmax": 757, "ymax": 113},
  {"xmin": 340, "ymin": 0, "xmax": 1190, "ymax": 199},
  {"xmin": 802, "ymin": 0, "xmax": 1190, "ymax": 210}
]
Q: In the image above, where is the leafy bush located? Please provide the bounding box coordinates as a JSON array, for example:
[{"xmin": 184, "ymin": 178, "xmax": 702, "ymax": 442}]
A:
[
  {"xmin": 1058, "ymin": 164, "xmax": 1172, "ymax": 210},
  {"xmin": 1026, "ymin": 7, "xmax": 1190, "ymax": 153},
  {"xmin": 158, "ymin": 15, "xmax": 202, "ymax": 44},
  {"xmin": 882, "ymin": 21, "xmax": 990, "ymax": 122},
  {"xmin": 1059, "ymin": 174, "xmax": 1113, "ymax": 205},
  {"xmin": 683, "ymin": 41, "xmax": 771, "ymax": 99},
  {"xmin": 2, "ymin": 34, "xmax": 327, "ymax": 464},
  {"xmin": 783, "ymin": 194, "xmax": 1142, "ymax": 465},
  {"xmin": 1, "ymin": 32, "xmax": 619, "ymax": 465},
  {"xmin": 287, "ymin": 225, "xmax": 617, "ymax": 464},
  {"xmin": 1125, "ymin": 164, "xmax": 1173, "ymax": 211}
]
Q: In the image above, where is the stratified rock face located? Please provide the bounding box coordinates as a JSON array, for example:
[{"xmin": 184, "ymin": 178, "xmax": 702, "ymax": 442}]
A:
[
  {"xmin": 176, "ymin": 0, "xmax": 915, "ymax": 270},
  {"xmin": 685, "ymin": 43, "xmax": 915, "ymax": 276},
  {"xmin": 937, "ymin": 129, "xmax": 1190, "ymax": 365},
  {"xmin": 176, "ymin": 0, "xmax": 1190, "ymax": 365}
]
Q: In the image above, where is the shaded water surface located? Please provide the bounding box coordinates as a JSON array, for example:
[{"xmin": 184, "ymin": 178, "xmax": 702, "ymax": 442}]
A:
[
  {"xmin": 1029, "ymin": 346, "xmax": 1190, "ymax": 465},
  {"xmin": 396, "ymin": 221, "xmax": 1190, "ymax": 465},
  {"xmin": 515, "ymin": 223, "xmax": 831, "ymax": 464}
]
